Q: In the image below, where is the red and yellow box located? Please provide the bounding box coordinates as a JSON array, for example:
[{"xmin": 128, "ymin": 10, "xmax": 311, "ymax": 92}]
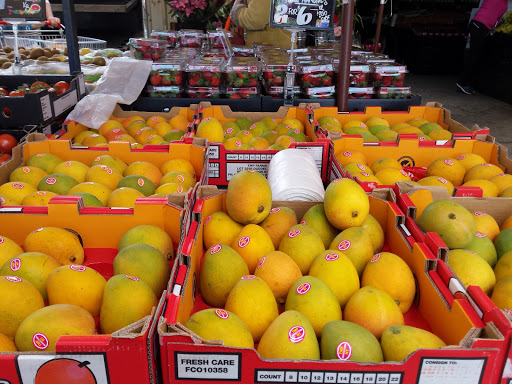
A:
[
  {"xmin": 312, "ymin": 102, "xmax": 489, "ymax": 140},
  {"xmin": 156, "ymin": 185, "xmax": 509, "ymax": 384},
  {"xmin": 191, "ymin": 103, "xmax": 330, "ymax": 186},
  {"xmin": 0, "ymin": 193, "xmax": 192, "ymax": 384}
]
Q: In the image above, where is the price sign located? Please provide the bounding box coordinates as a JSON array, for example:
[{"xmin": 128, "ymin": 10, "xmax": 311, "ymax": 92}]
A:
[
  {"xmin": 270, "ymin": 0, "xmax": 335, "ymax": 30},
  {"xmin": 0, "ymin": 0, "xmax": 46, "ymax": 21}
]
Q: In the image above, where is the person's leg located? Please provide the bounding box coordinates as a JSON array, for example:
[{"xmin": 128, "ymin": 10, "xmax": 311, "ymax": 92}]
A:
[{"xmin": 458, "ymin": 20, "xmax": 489, "ymax": 93}]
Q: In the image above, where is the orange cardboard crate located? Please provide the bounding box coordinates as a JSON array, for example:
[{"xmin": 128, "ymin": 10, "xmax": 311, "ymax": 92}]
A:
[
  {"xmin": 0, "ymin": 193, "xmax": 191, "ymax": 384},
  {"xmin": 330, "ymin": 135, "xmax": 512, "ymax": 196},
  {"xmin": 312, "ymin": 102, "xmax": 489, "ymax": 140},
  {"xmin": 50, "ymin": 104, "xmax": 199, "ymax": 140},
  {"xmin": 157, "ymin": 185, "xmax": 508, "ymax": 384},
  {"xmin": 190, "ymin": 103, "xmax": 330, "ymax": 186},
  {"xmin": 0, "ymin": 135, "xmax": 208, "ymax": 187},
  {"xmin": 396, "ymin": 185, "xmax": 512, "ymax": 384}
]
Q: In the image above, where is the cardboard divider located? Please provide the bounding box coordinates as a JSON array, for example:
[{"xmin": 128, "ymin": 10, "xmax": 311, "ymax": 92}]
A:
[
  {"xmin": 157, "ymin": 185, "xmax": 507, "ymax": 384},
  {"xmin": 193, "ymin": 103, "xmax": 331, "ymax": 186},
  {"xmin": 312, "ymin": 102, "xmax": 490, "ymax": 140},
  {"xmin": 0, "ymin": 194, "xmax": 192, "ymax": 384}
]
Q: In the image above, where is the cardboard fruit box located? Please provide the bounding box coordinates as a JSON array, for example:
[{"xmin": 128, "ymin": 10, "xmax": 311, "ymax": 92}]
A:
[
  {"xmin": 395, "ymin": 184, "xmax": 512, "ymax": 384},
  {"xmin": 312, "ymin": 102, "xmax": 489, "ymax": 141},
  {"xmin": 49, "ymin": 103, "xmax": 199, "ymax": 140},
  {"xmin": 0, "ymin": 135, "xmax": 208, "ymax": 188},
  {"xmin": 329, "ymin": 135, "xmax": 512, "ymax": 196},
  {"xmin": 157, "ymin": 185, "xmax": 508, "ymax": 384},
  {"xmin": 0, "ymin": 193, "xmax": 191, "ymax": 384},
  {"xmin": 191, "ymin": 103, "xmax": 331, "ymax": 186}
]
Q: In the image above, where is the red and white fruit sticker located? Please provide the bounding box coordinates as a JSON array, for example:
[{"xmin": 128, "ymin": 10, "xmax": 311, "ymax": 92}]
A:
[
  {"xmin": 12, "ymin": 183, "xmax": 24, "ymax": 189},
  {"xmin": 32, "ymin": 333, "xmax": 49, "ymax": 350},
  {"xmin": 419, "ymin": 136, "xmax": 426, "ymax": 141},
  {"xmin": 37, "ymin": 191, "xmax": 47, "ymax": 196},
  {"xmin": 325, "ymin": 253, "xmax": 339, "ymax": 261},
  {"xmin": 210, "ymin": 244, "xmax": 222, "ymax": 254},
  {"xmin": 257, "ymin": 257, "xmax": 265, "ymax": 268},
  {"xmin": 70, "ymin": 265, "xmax": 86, "ymax": 272},
  {"xmin": 226, "ymin": 127, "xmax": 233, "ymax": 134},
  {"xmin": 46, "ymin": 178, "xmax": 56, "ymax": 185},
  {"xmin": 36, "ymin": 153, "xmax": 46, "ymax": 157},
  {"xmin": 177, "ymin": 186, "xmax": 184, "ymax": 193},
  {"xmin": 505, "ymin": 309, "xmax": 512, "ymax": 316},
  {"xmin": 289, "ymin": 137, "xmax": 296, "ymax": 143},
  {"xmin": 0, "ymin": 197, "xmax": 4, "ymax": 204},
  {"xmin": 444, "ymin": 159, "xmax": 453, "ymax": 166},
  {"xmin": 336, "ymin": 341, "xmax": 352, "ymax": 360},
  {"xmin": 360, "ymin": 172, "xmax": 370, "ymax": 177},
  {"xmin": 204, "ymin": 216, "xmax": 211, "ymax": 226},
  {"xmin": 215, "ymin": 309, "xmax": 229, "ymax": 319},
  {"xmin": 238, "ymin": 236, "xmax": 250, "ymax": 248},
  {"xmin": 288, "ymin": 229, "xmax": 301, "ymax": 238},
  {"xmin": 296, "ymin": 283, "xmax": 311, "ymax": 295},
  {"xmin": 498, "ymin": 173, "xmax": 507, "ymax": 177},
  {"xmin": 400, "ymin": 170, "xmax": 408, "ymax": 177},
  {"xmin": 357, "ymin": 164, "xmax": 366, "ymax": 171},
  {"xmin": 371, "ymin": 254, "xmax": 381, "ymax": 263},
  {"xmin": 22, "ymin": 167, "xmax": 30, "ymax": 173},
  {"xmin": 270, "ymin": 208, "xmax": 280, "ymax": 214},
  {"xmin": 5, "ymin": 276, "xmax": 21, "ymax": 283},
  {"xmin": 337, "ymin": 240, "xmax": 351, "ymax": 252},
  {"xmin": 482, "ymin": 163, "xmax": 491, "ymax": 167},
  {"xmin": 204, "ymin": 118, "xmax": 212, "ymax": 122},
  {"xmin": 10, "ymin": 258, "xmax": 21, "ymax": 271},
  {"xmin": 288, "ymin": 326, "xmax": 305, "ymax": 343},
  {"xmin": 438, "ymin": 177, "xmax": 447, "ymax": 184},
  {"xmin": 125, "ymin": 274, "xmax": 139, "ymax": 281},
  {"xmin": 242, "ymin": 275, "xmax": 256, "ymax": 280},
  {"xmin": 474, "ymin": 211, "xmax": 486, "ymax": 216},
  {"xmin": 300, "ymin": 220, "xmax": 307, "ymax": 225},
  {"xmin": 235, "ymin": 140, "xmax": 241, "ymax": 146},
  {"xmin": 94, "ymin": 156, "xmax": 101, "ymax": 162},
  {"xmin": 343, "ymin": 151, "xmax": 352, "ymax": 157},
  {"xmin": 457, "ymin": 155, "xmax": 466, "ymax": 160},
  {"xmin": 64, "ymin": 161, "xmax": 72, "ymax": 167},
  {"xmin": 243, "ymin": 131, "xmax": 250, "ymax": 136},
  {"xmin": 177, "ymin": 175, "xmax": 185, "ymax": 183},
  {"xmin": 247, "ymin": 169, "xmax": 255, "ymax": 172},
  {"xmin": 250, "ymin": 124, "xmax": 256, "ymax": 129},
  {"xmin": 475, "ymin": 232, "xmax": 486, "ymax": 238},
  {"xmin": 293, "ymin": 129, "xmax": 300, "ymax": 134},
  {"xmin": 0, "ymin": 237, "xmax": 4, "ymax": 244},
  {"xmin": 138, "ymin": 178, "xmax": 145, "ymax": 187},
  {"xmin": 465, "ymin": 250, "xmax": 478, "ymax": 255}
]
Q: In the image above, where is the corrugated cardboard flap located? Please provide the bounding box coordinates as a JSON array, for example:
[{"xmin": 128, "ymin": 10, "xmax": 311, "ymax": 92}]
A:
[{"xmin": 112, "ymin": 314, "xmax": 153, "ymax": 339}]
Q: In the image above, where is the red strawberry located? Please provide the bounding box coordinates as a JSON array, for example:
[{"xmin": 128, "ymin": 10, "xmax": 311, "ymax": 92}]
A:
[
  {"xmin": 150, "ymin": 74, "xmax": 162, "ymax": 85},
  {"xmin": 230, "ymin": 93, "xmax": 241, "ymax": 99},
  {"xmin": 189, "ymin": 74, "xmax": 200, "ymax": 87},
  {"xmin": 381, "ymin": 76, "xmax": 392, "ymax": 86},
  {"xmin": 210, "ymin": 77, "xmax": 220, "ymax": 86}
]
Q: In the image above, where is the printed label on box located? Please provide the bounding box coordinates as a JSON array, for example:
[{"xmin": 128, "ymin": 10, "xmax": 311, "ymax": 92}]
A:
[
  {"xmin": 175, "ymin": 352, "xmax": 241, "ymax": 380},
  {"xmin": 78, "ymin": 73, "xmax": 86, "ymax": 96},
  {"xmin": 226, "ymin": 163, "xmax": 270, "ymax": 180},
  {"xmin": 209, "ymin": 145, "xmax": 220, "ymax": 160},
  {"xmin": 40, "ymin": 94, "xmax": 52, "ymax": 121},
  {"xmin": 54, "ymin": 91, "xmax": 78, "ymax": 117},
  {"xmin": 418, "ymin": 357, "xmax": 485, "ymax": 384},
  {"xmin": 296, "ymin": 145, "xmax": 323, "ymax": 173}
]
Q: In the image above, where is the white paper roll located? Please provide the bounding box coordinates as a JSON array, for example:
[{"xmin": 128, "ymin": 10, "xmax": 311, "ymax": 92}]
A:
[{"xmin": 267, "ymin": 149, "xmax": 325, "ymax": 201}]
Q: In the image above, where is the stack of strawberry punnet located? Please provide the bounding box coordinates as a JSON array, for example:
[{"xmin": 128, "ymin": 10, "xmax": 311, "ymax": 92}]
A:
[
  {"xmin": 224, "ymin": 57, "xmax": 260, "ymax": 99},
  {"xmin": 185, "ymin": 57, "xmax": 224, "ymax": 99},
  {"xmin": 146, "ymin": 59, "xmax": 185, "ymax": 98}
]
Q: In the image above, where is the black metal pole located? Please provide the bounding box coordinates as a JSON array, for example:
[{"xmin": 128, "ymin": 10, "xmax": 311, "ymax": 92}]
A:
[
  {"xmin": 336, "ymin": 0, "xmax": 355, "ymax": 112},
  {"xmin": 374, "ymin": 0, "xmax": 385, "ymax": 53},
  {"xmin": 61, "ymin": 0, "xmax": 81, "ymax": 73}
]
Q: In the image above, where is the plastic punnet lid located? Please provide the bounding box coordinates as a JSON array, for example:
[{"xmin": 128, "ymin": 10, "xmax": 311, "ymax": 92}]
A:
[
  {"xmin": 151, "ymin": 30, "xmax": 178, "ymax": 38},
  {"xmin": 297, "ymin": 60, "xmax": 334, "ymax": 74},
  {"xmin": 225, "ymin": 57, "xmax": 260, "ymax": 73},
  {"xmin": 265, "ymin": 84, "xmax": 301, "ymax": 95},
  {"xmin": 370, "ymin": 63, "xmax": 408, "ymax": 74},
  {"xmin": 348, "ymin": 87, "xmax": 375, "ymax": 94},
  {"xmin": 304, "ymin": 86, "xmax": 336, "ymax": 96},
  {"xmin": 179, "ymin": 29, "xmax": 206, "ymax": 37},
  {"xmin": 232, "ymin": 45, "xmax": 255, "ymax": 55},
  {"xmin": 378, "ymin": 86, "xmax": 411, "ymax": 94},
  {"xmin": 151, "ymin": 58, "xmax": 186, "ymax": 71},
  {"xmin": 146, "ymin": 85, "xmax": 183, "ymax": 93},
  {"xmin": 186, "ymin": 57, "xmax": 226, "ymax": 72},
  {"xmin": 132, "ymin": 38, "xmax": 167, "ymax": 48}
]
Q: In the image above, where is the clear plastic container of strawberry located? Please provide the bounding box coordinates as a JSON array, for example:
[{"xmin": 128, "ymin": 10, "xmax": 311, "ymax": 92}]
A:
[
  {"xmin": 348, "ymin": 87, "xmax": 375, "ymax": 99},
  {"xmin": 166, "ymin": 47, "xmax": 201, "ymax": 60},
  {"xmin": 148, "ymin": 59, "xmax": 186, "ymax": 86},
  {"xmin": 303, "ymin": 86, "xmax": 336, "ymax": 99},
  {"xmin": 150, "ymin": 30, "xmax": 178, "ymax": 49},
  {"xmin": 232, "ymin": 45, "xmax": 255, "ymax": 57},
  {"xmin": 298, "ymin": 60, "xmax": 335, "ymax": 88},
  {"xmin": 225, "ymin": 86, "xmax": 259, "ymax": 99},
  {"xmin": 370, "ymin": 63, "xmax": 407, "ymax": 87},
  {"xmin": 224, "ymin": 57, "xmax": 260, "ymax": 87},
  {"xmin": 130, "ymin": 38, "xmax": 167, "ymax": 61},
  {"xmin": 262, "ymin": 60, "xmax": 293, "ymax": 87},
  {"xmin": 146, "ymin": 85, "xmax": 183, "ymax": 98},
  {"xmin": 361, "ymin": 53, "xmax": 395, "ymax": 64},
  {"xmin": 207, "ymin": 30, "xmax": 232, "ymax": 49},
  {"xmin": 186, "ymin": 57, "xmax": 225, "ymax": 87},
  {"xmin": 349, "ymin": 62, "xmax": 370, "ymax": 87},
  {"xmin": 377, "ymin": 86, "xmax": 411, "ymax": 99},
  {"xmin": 178, "ymin": 29, "xmax": 205, "ymax": 48},
  {"xmin": 185, "ymin": 86, "xmax": 222, "ymax": 99},
  {"xmin": 201, "ymin": 49, "xmax": 228, "ymax": 60},
  {"xmin": 264, "ymin": 84, "xmax": 300, "ymax": 99}
]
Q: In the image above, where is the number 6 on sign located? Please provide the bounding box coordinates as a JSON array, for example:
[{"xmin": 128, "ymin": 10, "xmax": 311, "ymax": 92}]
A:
[
  {"xmin": 296, "ymin": 6, "xmax": 313, "ymax": 25},
  {"xmin": 274, "ymin": 4, "xmax": 289, "ymax": 24}
]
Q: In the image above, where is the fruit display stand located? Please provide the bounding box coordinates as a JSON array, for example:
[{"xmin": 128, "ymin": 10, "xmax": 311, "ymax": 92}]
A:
[
  {"xmin": 50, "ymin": 103, "xmax": 199, "ymax": 140},
  {"xmin": 192, "ymin": 103, "xmax": 330, "ymax": 186},
  {"xmin": 155, "ymin": 185, "xmax": 509, "ymax": 384},
  {"xmin": 395, "ymin": 184, "xmax": 512, "ymax": 384},
  {"xmin": 0, "ymin": 193, "xmax": 191, "ymax": 384},
  {"xmin": 313, "ymin": 102, "xmax": 489, "ymax": 140},
  {"xmin": 0, "ymin": 135, "xmax": 208, "ymax": 189},
  {"xmin": 329, "ymin": 135, "xmax": 512, "ymax": 194},
  {"xmin": 0, "ymin": 73, "xmax": 87, "ymax": 129}
]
